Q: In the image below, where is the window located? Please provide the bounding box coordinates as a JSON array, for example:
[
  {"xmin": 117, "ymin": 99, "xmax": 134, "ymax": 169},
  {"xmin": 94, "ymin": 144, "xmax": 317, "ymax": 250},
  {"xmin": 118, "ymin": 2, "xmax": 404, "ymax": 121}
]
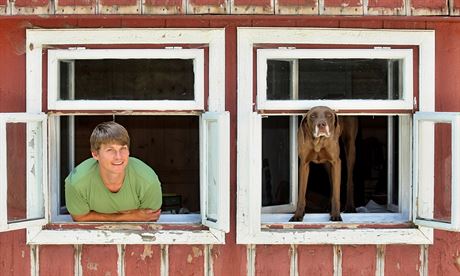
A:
[
  {"xmin": 0, "ymin": 28, "xmax": 229, "ymax": 244},
  {"xmin": 236, "ymin": 28, "xmax": 459, "ymax": 244}
]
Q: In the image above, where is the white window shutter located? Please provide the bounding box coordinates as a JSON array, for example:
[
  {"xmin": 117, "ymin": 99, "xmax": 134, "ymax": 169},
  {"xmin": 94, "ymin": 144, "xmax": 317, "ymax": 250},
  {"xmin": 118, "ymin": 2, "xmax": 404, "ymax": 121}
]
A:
[
  {"xmin": 200, "ymin": 111, "xmax": 230, "ymax": 233},
  {"xmin": 0, "ymin": 113, "xmax": 48, "ymax": 232},
  {"xmin": 413, "ymin": 112, "xmax": 460, "ymax": 231}
]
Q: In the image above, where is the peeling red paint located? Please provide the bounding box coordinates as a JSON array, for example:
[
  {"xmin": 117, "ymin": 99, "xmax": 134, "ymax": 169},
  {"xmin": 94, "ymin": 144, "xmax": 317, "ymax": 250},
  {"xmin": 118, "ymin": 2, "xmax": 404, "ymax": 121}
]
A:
[
  {"xmin": 39, "ymin": 246, "xmax": 75, "ymax": 276},
  {"xmin": 0, "ymin": 230, "xmax": 30, "ymax": 276},
  {"xmin": 385, "ymin": 245, "xmax": 421, "ymax": 275},
  {"xmin": 342, "ymin": 245, "xmax": 376, "ymax": 275},
  {"xmin": 298, "ymin": 245, "xmax": 334, "ymax": 276},
  {"xmin": 255, "ymin": 245, "xmax": 291, "ymax": 276},
  {"xmin": 169, "ymin": 245, "xmax": 204, "ymax": 275},
  {"xmin": 429, "ymin": 231, "xmax": 460, "ymax": 275},
  {"xmin": 125, "ymin": 245, "xmax": 161, "ymax": 276},
  {"xmin": 368, "ymin": 0, "xmax": 403, "ymax": 9},
  {"xmin": 14, "ymin": 0, "xmax": 49, "ymax": 7},
  {"xmin": 411, "ymin": 0, "xmax": 449, "ymax": 15},
  {"xmin": 81, "ymin": 245, "xmax": 118, "ymax": 275}
]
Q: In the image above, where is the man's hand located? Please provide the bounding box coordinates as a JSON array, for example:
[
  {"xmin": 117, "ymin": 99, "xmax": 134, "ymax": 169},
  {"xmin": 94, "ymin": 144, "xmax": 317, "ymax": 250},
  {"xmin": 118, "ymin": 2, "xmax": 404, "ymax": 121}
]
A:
[{"xmin": 71, "ymin": 208, "xmax": 161, "ymax": 222}]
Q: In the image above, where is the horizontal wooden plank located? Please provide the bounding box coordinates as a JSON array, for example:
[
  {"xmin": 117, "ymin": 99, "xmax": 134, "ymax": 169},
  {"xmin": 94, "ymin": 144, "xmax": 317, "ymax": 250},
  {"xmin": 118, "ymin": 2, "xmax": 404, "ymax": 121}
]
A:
[
  {"xmin": 0, "ymin": 230, "xmax": 30, "ymax": 276},
  {"xmin": 410, "ymin": 0, "xmax": 448, "ymax": 15},
  {"xmin": 323, "ymin": 0, "xmax": 363, "ymax": 15}
]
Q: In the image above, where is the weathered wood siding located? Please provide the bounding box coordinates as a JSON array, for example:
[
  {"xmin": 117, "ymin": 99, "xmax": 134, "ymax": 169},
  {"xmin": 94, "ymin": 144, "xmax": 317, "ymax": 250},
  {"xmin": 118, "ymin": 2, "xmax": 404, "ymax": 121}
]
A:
[{"xmin": 1, "ymin": 15, "xmax": 460, "ymax": 276}]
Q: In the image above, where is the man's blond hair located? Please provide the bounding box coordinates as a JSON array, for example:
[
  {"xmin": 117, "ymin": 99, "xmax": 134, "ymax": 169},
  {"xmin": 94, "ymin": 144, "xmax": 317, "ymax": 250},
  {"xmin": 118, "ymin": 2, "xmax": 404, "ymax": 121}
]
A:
[{"xmin": 90, "ymin": 121, "xmax": 130, "ymax": 152}]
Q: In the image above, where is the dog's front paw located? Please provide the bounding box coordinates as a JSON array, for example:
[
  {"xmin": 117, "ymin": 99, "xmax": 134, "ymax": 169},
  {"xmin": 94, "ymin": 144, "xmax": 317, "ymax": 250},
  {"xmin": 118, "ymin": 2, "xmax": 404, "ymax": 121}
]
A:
[
  {"xmin": 289, "ymin": 214, "xmax": 304, "ymax": 222},
  {"xmin": 330, "ymin": 214, "xmax": 342, "ymax": 221}
]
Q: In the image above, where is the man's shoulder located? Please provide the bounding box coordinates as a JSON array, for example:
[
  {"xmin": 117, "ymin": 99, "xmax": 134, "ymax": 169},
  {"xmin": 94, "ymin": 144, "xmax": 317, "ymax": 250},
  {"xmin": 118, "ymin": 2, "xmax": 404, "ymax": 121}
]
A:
[
  {"xmin": 128, "ymin": 157, "xmax": 158, "ymax": 182},
  {"xmin": 65, "ymin": 158, "xmax": 98, "ymax": 188}
]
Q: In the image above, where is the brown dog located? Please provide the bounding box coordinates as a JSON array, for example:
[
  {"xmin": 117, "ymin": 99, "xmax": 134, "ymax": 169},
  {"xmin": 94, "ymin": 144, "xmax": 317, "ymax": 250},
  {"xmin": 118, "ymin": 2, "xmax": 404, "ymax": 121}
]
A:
[{"xmin": 290, "ymin": 106, "xmax": 358, "ymax": 222}]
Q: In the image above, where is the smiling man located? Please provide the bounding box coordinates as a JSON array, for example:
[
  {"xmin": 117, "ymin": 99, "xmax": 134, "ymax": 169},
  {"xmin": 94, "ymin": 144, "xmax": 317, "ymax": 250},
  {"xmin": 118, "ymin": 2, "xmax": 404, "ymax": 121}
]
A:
[{"xmin": 65, "ymin": 121, "xmax": 162, "ymax": 222}]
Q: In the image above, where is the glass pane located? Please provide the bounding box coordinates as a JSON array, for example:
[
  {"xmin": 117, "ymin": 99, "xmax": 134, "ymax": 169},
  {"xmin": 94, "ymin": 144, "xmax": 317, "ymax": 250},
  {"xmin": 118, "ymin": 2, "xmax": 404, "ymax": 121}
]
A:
[
  {"xmin": 59, "ymin": 115, "xmax": 200, "ymax": 215},
  {"xmin": 59, "ymin": 59, "xmax": 195, "ymax": 101},
  {"xmin": 7, "ymin": 122, "xmax": 45, "ymax": 223},
  {"xmin": 262, "ymin": 116, "xmax": 291, "ymax": 207},
  {"xmin": 432, "ymin": 123, "xmax": 452, "ymax": 223},
  {"xmin": 267, "ymin": 59, "xmax": 401, "ymax": 100},
  {"xmin": 206, "ymin": 120, "xmax": 218, "ymax": 222},
  {"xmin": 7, "ymin": 123, "xmax": 27, "ymax": 222}
]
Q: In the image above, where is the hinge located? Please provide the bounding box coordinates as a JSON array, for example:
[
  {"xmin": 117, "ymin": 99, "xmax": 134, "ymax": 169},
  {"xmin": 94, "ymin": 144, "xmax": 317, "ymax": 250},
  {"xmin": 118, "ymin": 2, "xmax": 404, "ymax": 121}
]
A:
[
  {"xmin": 278, "ymin": 47, "xmax": 296, "ymax": 50},
  {"xmin": 165, "ymin": 46, "xmax": 183, "ymax": 49},
  {"xmin": 374, "ymin": 46, "xmax": 391, "ymax": 50}
]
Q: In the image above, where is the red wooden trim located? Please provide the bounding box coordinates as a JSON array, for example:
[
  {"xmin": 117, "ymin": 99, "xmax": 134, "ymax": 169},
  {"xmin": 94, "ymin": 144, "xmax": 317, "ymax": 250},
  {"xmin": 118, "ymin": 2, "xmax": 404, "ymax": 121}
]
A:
[
  {"xmin": 411, "ymin": 0, "xmax": 449, "ymax": 15},
  {"xmin": 262, "ymin": 222, "xmax": 416, "ymax": 230}
]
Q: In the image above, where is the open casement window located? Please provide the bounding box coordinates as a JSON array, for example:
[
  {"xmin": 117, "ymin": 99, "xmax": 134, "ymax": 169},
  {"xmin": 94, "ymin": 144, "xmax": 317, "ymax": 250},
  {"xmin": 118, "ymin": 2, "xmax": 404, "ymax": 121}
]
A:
[
  {"xmin": 0, "ymin": 113, "xmax": 47, "ymax": 232},
  {"xmin": 23, "ymin": 28, "xmax": 229, "ymax": 244},
  {"xmin": 413, "ymin": 112, "xmax": 460, "ymax": 232},
  {"xmin": 201, "ymin": 112, "xmax": 230, "ymax": 232},
  {"xmin": 237, "ymin": 28, "xmax": 437, "ymax": 244}
]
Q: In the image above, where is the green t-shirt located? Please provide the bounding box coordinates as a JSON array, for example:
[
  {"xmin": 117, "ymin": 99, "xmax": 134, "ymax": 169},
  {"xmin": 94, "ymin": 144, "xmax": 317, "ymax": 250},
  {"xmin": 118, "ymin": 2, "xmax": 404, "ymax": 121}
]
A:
[{"xmin": 65, "ymin": 157, "xmax": 162, "ymax": 216}]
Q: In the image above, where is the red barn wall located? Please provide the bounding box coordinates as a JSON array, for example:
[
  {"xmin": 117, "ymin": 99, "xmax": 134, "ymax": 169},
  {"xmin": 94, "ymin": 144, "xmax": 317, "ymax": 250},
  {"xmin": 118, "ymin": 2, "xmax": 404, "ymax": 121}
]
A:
[{"xmin": 1, "ymin": 13, "xmax": 460, "ymax": 276}]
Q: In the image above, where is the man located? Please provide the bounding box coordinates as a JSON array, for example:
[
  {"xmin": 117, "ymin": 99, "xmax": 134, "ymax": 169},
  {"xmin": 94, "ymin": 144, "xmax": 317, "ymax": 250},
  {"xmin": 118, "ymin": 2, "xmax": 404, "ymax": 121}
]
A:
[{"xmin": 65, "ymin": 121, "xmax": 162, "ymax": 222}]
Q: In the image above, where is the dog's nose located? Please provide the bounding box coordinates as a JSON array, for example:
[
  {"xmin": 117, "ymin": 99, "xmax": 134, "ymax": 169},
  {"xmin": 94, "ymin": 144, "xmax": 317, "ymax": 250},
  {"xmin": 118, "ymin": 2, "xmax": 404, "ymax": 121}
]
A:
[{"xmin": 318, "ymin": 122, "xmax": 326, "ymax": 128}]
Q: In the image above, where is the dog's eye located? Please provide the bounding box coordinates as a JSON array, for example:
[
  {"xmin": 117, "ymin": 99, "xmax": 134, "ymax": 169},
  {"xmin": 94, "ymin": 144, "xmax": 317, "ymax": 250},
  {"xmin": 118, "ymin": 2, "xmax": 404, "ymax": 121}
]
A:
[
  {"xmin": 310, "ymin": 113, "xmax": 317, "ymax": 119},
  {"xmin": 326, "ymin": 113, "xmax": 332, "ymax": 118}
]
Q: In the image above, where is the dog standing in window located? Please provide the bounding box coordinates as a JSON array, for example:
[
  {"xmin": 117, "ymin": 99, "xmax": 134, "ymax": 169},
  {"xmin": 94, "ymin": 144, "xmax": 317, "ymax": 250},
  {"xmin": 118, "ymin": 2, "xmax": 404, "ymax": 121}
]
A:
[{"xmin": 290, "ymin": 106, "xmax": 358, "ymax": 222}]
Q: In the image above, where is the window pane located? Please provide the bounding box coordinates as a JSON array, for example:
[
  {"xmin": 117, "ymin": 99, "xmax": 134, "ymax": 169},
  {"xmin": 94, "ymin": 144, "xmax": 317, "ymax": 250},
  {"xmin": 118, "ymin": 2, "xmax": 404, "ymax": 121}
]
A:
[
  {"xmin": 261, "ymin": 115, "xmax": 400, "ymax": 214},
  {"xmin": 267, "ymin": 59, "xmax": 401, "ymax": 100},
  {"xmin": 7, "ymin": 123, "xmax": 27, "ymax": 222},
  {"xmin": 59, "ymin": 115, "xmax": 200, "ymax": 215},
  {"xmin": 7, "ymin": 122, "xmax": 45, "ymax": 223},
  {"xmin": 206, "ymin": 120, "xmax": 218, "ymax": 221},
  {"xmin": 262, "ymin": 116, "xmax": 291, "ymax": 207},
  {"xmin": 431, "ymin": 123, "xmax": 452, "ymax": 223},
  {"xmin": 59, "ymin": 59, "xmax": 195, "ymax": 101}
]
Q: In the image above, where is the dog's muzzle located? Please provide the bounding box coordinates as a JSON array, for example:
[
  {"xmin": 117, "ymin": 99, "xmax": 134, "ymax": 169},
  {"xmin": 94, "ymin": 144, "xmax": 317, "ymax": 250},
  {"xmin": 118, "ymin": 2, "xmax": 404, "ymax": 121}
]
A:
[{"xmin": 313, "ymin": 122, "xmax": 330, "ymax": 138}]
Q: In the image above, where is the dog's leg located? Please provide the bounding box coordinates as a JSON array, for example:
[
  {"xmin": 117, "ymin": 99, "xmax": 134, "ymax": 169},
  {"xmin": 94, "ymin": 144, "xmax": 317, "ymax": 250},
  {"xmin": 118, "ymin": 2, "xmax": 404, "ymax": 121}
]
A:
[
  {"xmin": 342, "ymin": 117, "xmax": 358, "ymax": 213},
  {"xmin": 290, "ymin": 160, "xmax": 310, "ymax": 222},
  {"xmin": 330, "ymin": 159, "xmax": 342, "ymax": 221}
]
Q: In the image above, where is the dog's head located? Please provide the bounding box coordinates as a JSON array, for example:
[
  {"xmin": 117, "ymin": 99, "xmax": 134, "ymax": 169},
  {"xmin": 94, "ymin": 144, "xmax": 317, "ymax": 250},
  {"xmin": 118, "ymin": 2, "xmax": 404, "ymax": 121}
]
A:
[{"xmin": 305, "ymin": 106, "xmax": 338, "ymax": 138}]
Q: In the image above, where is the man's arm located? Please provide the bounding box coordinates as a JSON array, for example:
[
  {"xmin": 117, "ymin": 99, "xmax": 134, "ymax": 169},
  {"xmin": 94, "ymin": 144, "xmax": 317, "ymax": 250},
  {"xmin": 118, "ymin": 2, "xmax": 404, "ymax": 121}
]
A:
[{"xmin": 71, "ymin": 208, "xmax": 161, "ymax": 222}]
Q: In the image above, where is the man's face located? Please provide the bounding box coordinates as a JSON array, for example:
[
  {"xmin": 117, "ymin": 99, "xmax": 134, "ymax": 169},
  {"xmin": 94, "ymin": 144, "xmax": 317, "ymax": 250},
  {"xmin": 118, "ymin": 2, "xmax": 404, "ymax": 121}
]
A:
[{"xmin": 92, "ymin": 143, "xmax": 130, "ymax": 175}]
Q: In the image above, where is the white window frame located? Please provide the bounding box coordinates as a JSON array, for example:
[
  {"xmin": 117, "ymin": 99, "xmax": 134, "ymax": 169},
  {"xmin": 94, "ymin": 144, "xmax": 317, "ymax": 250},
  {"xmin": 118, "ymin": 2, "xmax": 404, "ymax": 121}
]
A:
[
  {"xmin": 47, "ymin": 48, "xmax": 205, "ymax": 111},
  {"xmin": 237, "ymin": 27, "xmax": 443, "ymax": 244},
  {"xmin": 0, "ymin": 113, "xmax": 48, "ymax": 232},
  {"xmin": 257, "ymin": 48, "xmax": 414, "ymax": 111},
  {"xmin": 15, "ymin": 28, "xmax": 229, "ymax": 245},
  {"xmin": 413, "ymin": 112, "xmax": 460, "ymax": 231}
]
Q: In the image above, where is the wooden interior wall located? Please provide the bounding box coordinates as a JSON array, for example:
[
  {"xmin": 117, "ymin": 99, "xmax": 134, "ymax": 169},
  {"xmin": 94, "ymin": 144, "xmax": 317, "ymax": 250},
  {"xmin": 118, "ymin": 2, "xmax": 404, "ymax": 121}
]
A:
[{"xmin": 1, "ymin": 17, "xmax": 460, "ymax": 275}]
